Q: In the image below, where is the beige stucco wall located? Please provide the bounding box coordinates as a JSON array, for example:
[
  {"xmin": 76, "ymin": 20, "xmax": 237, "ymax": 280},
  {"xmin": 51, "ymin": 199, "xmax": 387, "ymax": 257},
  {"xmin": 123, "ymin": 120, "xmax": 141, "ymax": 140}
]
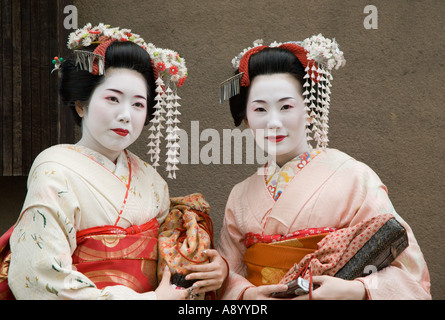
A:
[{"xmin": 1, "ymin": 0, "xmax": 443, "ymax": 299}]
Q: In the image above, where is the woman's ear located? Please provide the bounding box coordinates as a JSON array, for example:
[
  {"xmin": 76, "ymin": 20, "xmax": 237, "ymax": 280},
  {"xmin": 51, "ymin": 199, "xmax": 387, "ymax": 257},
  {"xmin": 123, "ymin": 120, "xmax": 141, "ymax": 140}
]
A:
[
  {"xmin": 243, "ymin": 118, "xmax": 250, "ymax": 128},
  {"xmin": 306, "ymin": 114, "xmax": 314, "ymax": 126},
  {"xmin": 75, "ymin": 102, "xmax": 86, "ymax": 118}
]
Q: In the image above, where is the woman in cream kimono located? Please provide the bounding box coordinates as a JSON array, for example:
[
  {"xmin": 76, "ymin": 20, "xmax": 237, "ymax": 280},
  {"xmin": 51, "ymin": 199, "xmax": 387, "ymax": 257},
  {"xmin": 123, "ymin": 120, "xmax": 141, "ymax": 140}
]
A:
[
  {"xmin": 217, "ymin": 37, "xmax": 431, "ymax": 300},
  {"xmin": 3, "ymin": 24, "xmax": 227, "ymax": 300}
]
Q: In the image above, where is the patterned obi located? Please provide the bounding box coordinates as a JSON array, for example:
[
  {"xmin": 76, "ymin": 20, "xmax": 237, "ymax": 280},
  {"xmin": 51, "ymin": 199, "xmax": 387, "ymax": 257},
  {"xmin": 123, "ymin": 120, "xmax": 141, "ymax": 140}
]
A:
[{"xmin": 72, "ymin": 218, "xmax": 160, "ymax": 293}]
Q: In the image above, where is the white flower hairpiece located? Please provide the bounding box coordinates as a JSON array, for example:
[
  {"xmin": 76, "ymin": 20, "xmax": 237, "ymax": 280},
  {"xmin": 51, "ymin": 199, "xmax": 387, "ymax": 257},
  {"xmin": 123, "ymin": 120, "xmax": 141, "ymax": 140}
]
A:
[
  {"xmin": 67, "ymin": 23, "xmax": 188, "ymax": 83},
  {"xmin": 302, "ymin": 34, "xmax": 346, "ymax": 71},
  {"xmin": 231, "ymin": 39, "xmax": 264, "ymax": 69},
  {"xmin": 65, "ymin": 23, "xmax": 188, "ymax": 178},
  {"xmin": 231, "ymin": 34, "xmax": 345, "ymax": 72}
]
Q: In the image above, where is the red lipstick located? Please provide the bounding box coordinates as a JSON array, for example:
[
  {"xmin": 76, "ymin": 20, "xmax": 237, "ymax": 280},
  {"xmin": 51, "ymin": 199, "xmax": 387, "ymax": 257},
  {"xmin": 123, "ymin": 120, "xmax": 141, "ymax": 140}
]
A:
[
  {"xmin": 112, "ymin": 128, "xmax": 129, "ymax": 137},
  {"xmin": 267, "ymin": 135, "xmax": 286, "ymax": 143}
]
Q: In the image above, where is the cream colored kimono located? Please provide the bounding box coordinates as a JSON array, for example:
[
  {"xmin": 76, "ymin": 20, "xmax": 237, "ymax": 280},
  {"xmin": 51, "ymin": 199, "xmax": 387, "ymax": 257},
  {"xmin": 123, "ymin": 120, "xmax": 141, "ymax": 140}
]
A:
[
  {"xmin": 218, "ymin": 148, "xmax": 431, "ymax": 300},
  {"xmin": 8, "ymin": 144, "xmax": 170, "ymax": 299}
]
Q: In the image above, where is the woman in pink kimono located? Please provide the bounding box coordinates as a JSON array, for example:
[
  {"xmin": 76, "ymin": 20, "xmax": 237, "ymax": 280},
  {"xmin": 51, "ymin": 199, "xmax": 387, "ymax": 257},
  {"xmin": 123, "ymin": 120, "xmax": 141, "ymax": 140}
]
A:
[
  {"xmin": 1, "ymin": 23, "xmax": 227, "ymax": 300},
  {"xmin": 217, "ymin": 36, "xmax": 431, "ymax": 300}
]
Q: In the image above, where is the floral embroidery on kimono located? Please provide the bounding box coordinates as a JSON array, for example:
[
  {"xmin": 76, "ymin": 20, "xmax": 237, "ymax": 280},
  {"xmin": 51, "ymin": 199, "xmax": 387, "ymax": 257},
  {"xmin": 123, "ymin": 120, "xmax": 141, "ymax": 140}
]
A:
[
  {"xmin": 8, "ymin": 144, "xmax": 170, "ymax": 300},
  {"xmin": 264, "ymin": 150, "xmax": 321, "ymax": 201}
]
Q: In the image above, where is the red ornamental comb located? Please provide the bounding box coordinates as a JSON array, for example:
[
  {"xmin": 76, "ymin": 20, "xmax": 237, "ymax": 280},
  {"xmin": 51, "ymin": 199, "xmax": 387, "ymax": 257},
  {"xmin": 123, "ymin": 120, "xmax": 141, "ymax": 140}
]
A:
[
  {"xmin": 238, "ymin": 43, "xmax": 319, "ymax": 87},
  {"xmin": 91, "ymin": 39, "xmax": 116, "ymax": 75}
]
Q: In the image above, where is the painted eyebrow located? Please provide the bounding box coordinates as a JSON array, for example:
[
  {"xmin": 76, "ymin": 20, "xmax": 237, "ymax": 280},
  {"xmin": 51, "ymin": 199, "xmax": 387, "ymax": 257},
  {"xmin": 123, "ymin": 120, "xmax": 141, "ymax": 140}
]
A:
[
  {"xmin": 105, "ymin": 88, "xmax": 147, "ymax": 100},
  {"xmin": 251, "ymin": 97, "xmax": 296, "ymax": 103}
]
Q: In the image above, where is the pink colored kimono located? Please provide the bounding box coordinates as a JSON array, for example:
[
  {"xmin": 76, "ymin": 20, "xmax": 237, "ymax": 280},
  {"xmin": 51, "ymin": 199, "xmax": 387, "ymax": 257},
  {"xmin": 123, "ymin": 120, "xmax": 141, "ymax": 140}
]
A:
[{"xmin": 217, "ymin": 148, "xmax": 431, "ymax": 300}]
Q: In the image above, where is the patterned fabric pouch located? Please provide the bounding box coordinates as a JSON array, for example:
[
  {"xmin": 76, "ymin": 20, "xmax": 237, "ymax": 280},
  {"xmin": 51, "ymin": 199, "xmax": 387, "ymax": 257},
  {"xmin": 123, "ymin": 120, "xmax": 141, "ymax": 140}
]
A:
[
  {"xmin": 157, "ymin": 193, "xmax": 215, "ymax": 299},
  {"xmin": 279, "ymin": 214, "xmax": 408, "ymax": 299}
]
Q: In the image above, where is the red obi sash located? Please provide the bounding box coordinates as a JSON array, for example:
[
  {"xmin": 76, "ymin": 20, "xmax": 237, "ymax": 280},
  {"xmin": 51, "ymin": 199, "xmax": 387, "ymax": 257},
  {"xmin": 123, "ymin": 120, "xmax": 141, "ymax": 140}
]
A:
[{"xmin": 72, "ymin": 218, "xmax": 160, "ymax": 293}]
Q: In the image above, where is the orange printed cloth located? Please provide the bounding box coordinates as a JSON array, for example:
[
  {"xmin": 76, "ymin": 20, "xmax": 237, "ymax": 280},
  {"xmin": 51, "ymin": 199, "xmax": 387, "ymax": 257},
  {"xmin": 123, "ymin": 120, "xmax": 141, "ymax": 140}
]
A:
[
  {"xmin": 243, "ymin": 232, "xmax": 329, "ymax": 286},
  {"xmin": 72, "ymin": 218, "xmax": 160, "ymax": 293},
  {"xmin": 157, "ymin": 193, "xmax": 214, "ymax": 281}
]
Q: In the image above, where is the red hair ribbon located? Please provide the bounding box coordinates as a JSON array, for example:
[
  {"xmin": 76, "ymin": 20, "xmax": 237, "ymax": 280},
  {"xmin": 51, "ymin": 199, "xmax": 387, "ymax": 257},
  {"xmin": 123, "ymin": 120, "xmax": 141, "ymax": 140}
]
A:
[
  {"xmin": 238, "ymin": 43, "xmax": 319, "ymax": 87},
  {"xmin": 238, "ymin": 45, "xmax": 268, "ymax": 86},
  {"xmin": 91, "ymin": 39, "xmax": 116, "ymax": 75},
  {"xmin": 151, "ymin": 60, "xmax": 159, "ymax": 80}
]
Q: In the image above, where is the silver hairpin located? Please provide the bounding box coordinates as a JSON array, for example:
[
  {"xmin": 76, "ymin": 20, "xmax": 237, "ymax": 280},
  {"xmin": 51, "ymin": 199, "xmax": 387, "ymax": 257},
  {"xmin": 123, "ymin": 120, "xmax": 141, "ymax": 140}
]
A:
[
  {"xmin": 73, "ymin": 50, "xmax": 106, "ymax": 75},
  {"xmin": 219, "ymin": 72, "xmax": 244, "ymax": 104}
]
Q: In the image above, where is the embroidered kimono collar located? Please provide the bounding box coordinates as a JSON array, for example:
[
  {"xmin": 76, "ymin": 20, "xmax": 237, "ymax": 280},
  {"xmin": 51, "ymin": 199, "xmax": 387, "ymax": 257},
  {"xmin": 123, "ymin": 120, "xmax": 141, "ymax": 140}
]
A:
[
  {"xmin": 68, "ymin": 144, "xmax": 130, "ymax": 183},
  {"xmin": 264, "ymin": 150, "xmax": 321, "ymax": 201},
  {"xmin": 246, "ymin": 149, "xmax": 352, "ymax": 235}
]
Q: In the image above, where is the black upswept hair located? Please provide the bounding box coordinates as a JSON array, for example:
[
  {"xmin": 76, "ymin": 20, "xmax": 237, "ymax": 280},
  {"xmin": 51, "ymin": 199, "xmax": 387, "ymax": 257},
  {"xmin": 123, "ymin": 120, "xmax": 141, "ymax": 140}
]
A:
[
  {"xmin": 229, "ymin": 48, "xmax": 307, "ymax": 127},
  {"xmin": 59, "ymin": 41, "xmax": 156, "ymax": 126}
]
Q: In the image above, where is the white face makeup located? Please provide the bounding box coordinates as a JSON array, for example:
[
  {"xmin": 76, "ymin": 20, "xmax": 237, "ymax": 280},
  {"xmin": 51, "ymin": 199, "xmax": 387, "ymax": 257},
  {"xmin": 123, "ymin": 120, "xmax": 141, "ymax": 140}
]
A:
[
  {"xmin": 76, "ymin": 67, "xmax": 148, "ymax": 162},
  {"xmin": 246, "ymin": 73, "xmax": 309, "ymax": 167}
]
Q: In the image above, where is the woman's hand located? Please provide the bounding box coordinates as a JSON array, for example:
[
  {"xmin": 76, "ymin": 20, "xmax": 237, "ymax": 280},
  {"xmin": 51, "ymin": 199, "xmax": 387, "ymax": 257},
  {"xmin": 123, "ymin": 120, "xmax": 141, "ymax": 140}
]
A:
[
  {"xmin": 292, "ymin": 275, "xmax": 366, "ymax": 300},
  {"xmin": 243, "ymin": 284, "xmax": 289, "ymax": 300},
  {"xmin": 155, "ymin": 267, "xmax": 189, "ymax": 300},
  {"xmin": 184, "ymin": 249, "xmax": 228, "ymax": 294}
]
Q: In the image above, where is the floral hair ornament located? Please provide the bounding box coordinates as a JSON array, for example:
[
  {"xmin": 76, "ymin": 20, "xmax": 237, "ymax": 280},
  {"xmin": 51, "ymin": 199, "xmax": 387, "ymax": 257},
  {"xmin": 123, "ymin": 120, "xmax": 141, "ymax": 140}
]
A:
[
  {"xmin": 220, "ymin": 34, "xmax": 346, "ymax": 150},
  {"xmin": 51, "ymin": 56, "xmax": 64, "ymax": 73},
  {"xmin": 65, "ymin": 23, "xmax": 188, "ymax": 178}
]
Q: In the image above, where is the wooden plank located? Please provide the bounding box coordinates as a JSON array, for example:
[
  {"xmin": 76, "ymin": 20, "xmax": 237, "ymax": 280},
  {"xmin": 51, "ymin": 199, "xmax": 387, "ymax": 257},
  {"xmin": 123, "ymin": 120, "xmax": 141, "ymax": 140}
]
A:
[
  {"xmin": 30, "ymin": 0, "xmax": 41, "ymax": 161},
  {"xmin": 48, "ymin": 0, "xmax": 58, "ymax": 147},
  {"xmin": 2, "ymin": 0, "xmax": 13, "ymax": 176},
  {"xmin": 57, "ymin": 0, "xmax": 74, "ymax": 144},
  {"xmin": 12, "ymin": 0, "xmax": 22, "ymax": 176},
  {"xmin": 1, "ymin": 0, "xmax": 74, "ymax": 176},
  {"xmin": 0, "ymin": 0, "xmax": 3, "ymax": 175},
  {"xmin": 20, "ymin": 0, "xmax": 32, "ymax": 175},
  {"xmin": 39, "ymin": 0, "xmax": 51, "ymax": 151}
]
